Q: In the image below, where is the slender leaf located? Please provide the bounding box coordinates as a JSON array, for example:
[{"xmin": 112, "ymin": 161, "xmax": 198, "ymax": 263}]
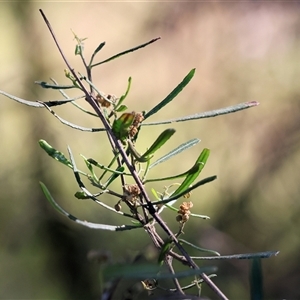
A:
[
  {"xmin": 149, "ymin": 175, "xmax": 217, "ymax": 206},
  {"xmin": 179, "ymin": 239, "xmax": 220, "ymax": 256},
  {"xmin": 81, "ymin": 155, "xmax": 99, "ymax": 182},
  {"xmin": 129, "ymin": 128, "xmax": 176, "ymax": 163},
  {"xmin": 0, "ymin": 90, "xmax": 81, "ymax": 108},
  {"xmin": 149, "ymin": 138, "xmax": 200, "ymax": 169},
  {"xmin": 191, "ymin": 251, "xmax": 280, "ymax": 260},
  {"xmin": 89, "ymin": 41, "xmax": 106, "ymax": 66},
  {"xmin": 115, "ymin": 105, "xmax": 127, "ymax": 112},
  {"xmin": 143, "ymin": 101, "xmax": 259, "ymax": 126},
  {"xmin": 158, "ymin": 239, "xmax": 173, "ymax": 265},
  {"xmin": 141, "ymin": 128, "xmax": 175, "ymax": 158},
  {"xmin": 39, "ymin": 182, "xmax": 139, "ymax": 231},
  {"xmin": 144, "ymin": 68, "xmax": 195, "ymax": 120},
  {"xmin": 91, "ymin": 37, "xmax": 161, "ymax": 68},
  {"xmin": 114, "ymin": 77, "xmax": 131, "ymax": 111},
  {"xmin": 172, "ymin": 148, "xmax": 210, "ymax": 197},
  {"xmin": 67, "ymin": 147, "xmax": 133, "ymax": 219},
  {"xmin": 144, "ymin": 162, "xmax": 202, "ymax": 183},
  {"xmin": 39, "ymin": 102, "xmax": 105, "ymax": 132},
  {"xmin": 87, "ymin": 158, "xmax": 128, "ymax": 175},
  {"xmin": 39, "ymin": 139, "xmax": 72, "ymax": 168},
  {"xmin": 35, "ymin": 81, "xmax": 75, "ymax": 89},
  {"xmin": 104, "ymin": 166, "xmax": 125, "ymax": 188}
]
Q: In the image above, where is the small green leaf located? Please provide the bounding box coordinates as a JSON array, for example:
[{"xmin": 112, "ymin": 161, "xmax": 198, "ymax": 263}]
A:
[
  {"xmin": 87, "ymin": 158, "xmax": 128, "ymax": 175},
  {"xmin": 149, "ymin": 175, "xmax": 217, "ymax": 207},
  {"xmin": 94, "ymin": 41, "xmax": 106, "ymax": 54},
  {"xmin": 149, "ymin": 138, "xmax": 200, "ymax": 169},
  {"xmin": 158, "ymin": 239, "xmax": 173, "ymax": 265},
  {"xmin": 151, "ymin": 188, "xmax": 160, "ymax": 200},
  {"xmin": 39, "ymin": 182, "xmax": 140, "ymax": 231},
  {"xmin": 112, "ymin": 112, "xmax": 135, "ymax": 140},
  {"xmin": 179, "ymin": 239, "xmax": 220, "ymax": 256},
  {"xmin": 89, "ymin": 41, "xmax": 106, "ymax": 66},
  {"xmin": 39, "ymin": 140, "xmax": 72, "ymax": 168},
  {"xmin": 141, "ymin": 128, "xmax": 175, "ymax": 159},
  {"xmin": 35, "ymin": 81, "xmax": 75, "ymax": 89},
  {"xmin": 172, "ymin": 148, "xmax": 210, "ymax": 197},
  {"xmin": 142, "ymin": 101, "xmax": 260, "ymax": 126},
  {"xmin": 144, "ymin": 68, "xmax": 196, "ymax": 120},
  {"xmin": 191, "ymin": 251, "xmax": 279, "ymax": 261},
  {"xmin": 128, "ymin": 129, "xmax": 175, "ymax": 163},
  {"xmin": 114, "ymin": 77, "xmax": 131, "ymax": 111},
  {"xmin": 75, "ymin": 44, "xmax": 83, "ymax": 55},
  {"xmin": 104, "ymin": 166, "xmax": 125, "ymax": 188},
  {"xmin": 91, "ymin": 37, "xmax": 160, "ymax": 68},
  {"xmin": 81, "ymin": 155, "xmax": 99, "ymax": 182},
  {"xmin": 145, "ymin": 162, "xmax": 201, "ymax": 183},
  {"xmin": 74, "ymin": 191, "xmax": 90, "ymax": 199},
  {"xmin": 115, "ymin": 104, "xmax": 128, "ymax": 112}
]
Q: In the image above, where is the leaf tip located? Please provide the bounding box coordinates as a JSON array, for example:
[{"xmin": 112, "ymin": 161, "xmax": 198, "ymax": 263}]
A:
[{"xmin": 247, "ymin": 101, "xmax": 259, "ymax": 107}]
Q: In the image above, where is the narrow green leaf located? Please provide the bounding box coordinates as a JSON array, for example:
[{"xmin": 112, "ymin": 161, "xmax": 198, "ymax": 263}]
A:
[
  {"xmin": 158, "ymin": 239, "xmax": 173, "ymax": 265},
  {"xmin": 89, "ymin": 41, "xmax": 106, "ymax": 65},
  {"xmin": 149, "ymin": 175, "xmax": 217, "ymax": 206},
  {"xmin": 172, "ymin": 148, "xmax": 210, "ymax": 197},
  {"xmin": 39, "ymin": 139, "xmax": 72, "ymax": 168},
  {"xmin": 141, "ymin": 128, "xmax": 175, "ymax": 159},
  {"xmin": 114, "ymin": 77, "xmax": 131, "ymax": 111},
  {"xmin": 144, "ymin": 162, "xmax": 201, "ymax": 183},
  {"xmin": 35, "ymin": 81, "xmax": 75, "ymax": 89},
  {"xmin": 250, "ymin": 258, "xmax": 263, "ymax": 300},
  {"xmin": 191, "ymin": 251, "xmax": 279, "ymax": 260},
  {"xmin": 151, "ymin": 188, "xmax": 160, "ymax": 200},
  {"xmin": 149, "ymin": 138, "xmax": 200, "ymax": 169},
  {"xmin": 104, "ymin": 166, "xmax": 125, "ymax": 188},
  {"xmin": 91, "ymin": 37, "xmax": 160, "ymax": 68},
  {"xmin": 74, "ymin": 191, "xmax": 90, "ymax": 199},
  {"xmin": 75, "ymin": 44, "xmax": 83, "ymax": 55},
  {"xmin": 0, "ymin": 90, "xmax": 49, "ymax": 108},
  {"xmin": 115, "ymin": 105, "xmax": 128, "ymax": 112},
  {"xmin": 67, "ymin": 147, "xmax": 133, "ymax": 220},
  {"xmin": 39, "ymin": 102, "xmax": 105, "ymax": 132},
  {"xmin": 128, "ymin": 129, "xmax": 175, "ymax": 163},
  {"xmin": 143, "ymin": 101, "xmax": 259, "ymax": 126},
  {"xmin": 87, "ymin": 158, "xmax": 128, "ymax": 175},
  {"xmin": 81, "ymin": 155, "xmax": 99, "ymax": 182},
  {"xmin": 144, "ymin": 68, "xmax": 195, "ymax": 120},
  {"xmin": 179, "ymin": 239, "xmax": 220, "ymax": 256},
  {"xmin": 39, "ymin": 182, "xmax": 139, "ymax": 231}
]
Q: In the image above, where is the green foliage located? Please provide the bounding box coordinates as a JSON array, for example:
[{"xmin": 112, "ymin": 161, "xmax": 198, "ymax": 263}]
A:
[{"xmin": 0, "ymin": 9, "xmax": 278, "ymax": 300}]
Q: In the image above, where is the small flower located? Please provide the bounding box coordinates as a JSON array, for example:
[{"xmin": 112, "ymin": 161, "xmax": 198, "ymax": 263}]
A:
[
  {"xmin": 124, "ymin": 184, "xmax": 141, "ymax": 204},
  {"xmin": 177, "ymin": 201, "xmax": 193, "ymax": 224},
  {"xmin": 96, "ymin": 93, "xmax": 117, "ymax": 108}
]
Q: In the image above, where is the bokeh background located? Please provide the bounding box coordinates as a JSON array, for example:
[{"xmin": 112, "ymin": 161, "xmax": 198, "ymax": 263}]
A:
[{"xmin": 1, "ymin": 2, "xmax": 300, "ymax": 299}]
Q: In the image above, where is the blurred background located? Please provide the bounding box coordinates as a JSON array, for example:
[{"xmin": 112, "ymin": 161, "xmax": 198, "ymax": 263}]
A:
[{"xmin": 1, "ymin": 2, "xmax": 300, "ymax": 299}]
